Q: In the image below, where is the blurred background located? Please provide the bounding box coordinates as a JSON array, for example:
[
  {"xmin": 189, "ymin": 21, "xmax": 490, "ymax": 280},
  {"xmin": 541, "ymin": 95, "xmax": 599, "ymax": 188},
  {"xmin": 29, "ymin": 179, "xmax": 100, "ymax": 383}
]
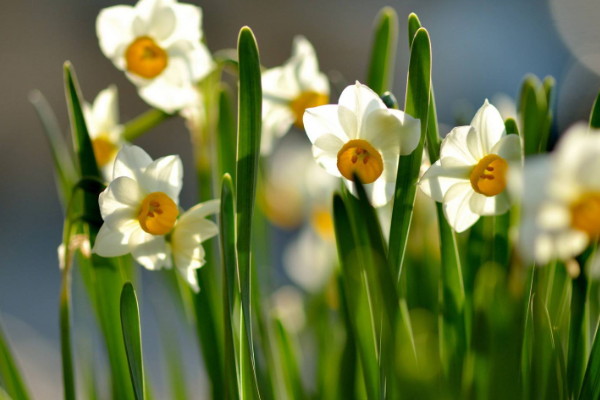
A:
[{"xmin": 1, "ymin": 0, "xmax": 600, "ymax": 398}]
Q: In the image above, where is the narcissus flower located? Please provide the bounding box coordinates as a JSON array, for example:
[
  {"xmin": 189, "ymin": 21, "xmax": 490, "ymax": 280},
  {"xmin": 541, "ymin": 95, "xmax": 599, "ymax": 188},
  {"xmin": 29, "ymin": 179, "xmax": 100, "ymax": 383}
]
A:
[
  {"xmin": 419, "ymin": 100, "xmax": 522, "ymax": 232},
  {"xmin": 261, "ymin": 36, "xmax": 329, "ymax": 154},
  {"xmin": 303, "ymin": 82, "xmax": 421, "ymax": 207},
  {"xmin": 83, "ymin": 85, "xmax": 124, "ymax": 179},
  {"xmin": 92, "ymin": 145, "xmax": 183, "ymax": 270},
  {"xmin": 517, "ymin": 124, "xmax": 600, "ymax": 266},
  {"xmin": 96, "ymin": 0, "xmax": 213, "ymax": 113}
]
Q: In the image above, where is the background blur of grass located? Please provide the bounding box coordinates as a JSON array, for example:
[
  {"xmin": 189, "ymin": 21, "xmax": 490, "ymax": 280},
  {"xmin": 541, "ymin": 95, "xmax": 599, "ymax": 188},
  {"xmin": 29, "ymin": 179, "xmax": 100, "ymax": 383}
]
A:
[{"xmin": 1, "ymin": 0, "xmax": 600, "ymax": 397}]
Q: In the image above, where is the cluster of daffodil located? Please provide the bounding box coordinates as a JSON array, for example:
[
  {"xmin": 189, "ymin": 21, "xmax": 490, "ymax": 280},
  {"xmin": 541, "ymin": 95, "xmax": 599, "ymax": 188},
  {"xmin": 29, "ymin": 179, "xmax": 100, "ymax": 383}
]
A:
[{"xmin": 7, "ymin": 0, "xmax": 599, "ymax": 399}]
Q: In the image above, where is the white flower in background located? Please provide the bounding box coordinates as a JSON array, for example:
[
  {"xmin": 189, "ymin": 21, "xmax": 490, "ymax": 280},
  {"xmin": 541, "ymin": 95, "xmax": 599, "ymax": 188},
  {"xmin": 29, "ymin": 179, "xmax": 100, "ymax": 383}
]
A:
[
  {"xmin": 83, "ymin": 85, "xmax": 124, "ymax": 179},
  {"xmin": 92, "ymin": 145, "xmax": 183, "ymax": 270},
  {"xmin": 96, "ymin": 0, "xmax": 214, "ymax": 113},
  {"xmin": 517, "ymin": 124, "xmax": 600, "ymax": 266},
  {"xmin": 419, "ymin": 100, "xmax": 522, "ymax": 232},
  {"xmin": 261, "ymin": 36, "xmax": 329, "ymax": 154},
  {"xmin": 271, "ymin": 286, "xmax": 306, "ymax": 334},
  {"xmin": 304, "ymin": 82, "xmax": 421, "ymax": 207},
  {"xmin": 169, "ymin": 200, "xmax": 219, "ymax": 291}
]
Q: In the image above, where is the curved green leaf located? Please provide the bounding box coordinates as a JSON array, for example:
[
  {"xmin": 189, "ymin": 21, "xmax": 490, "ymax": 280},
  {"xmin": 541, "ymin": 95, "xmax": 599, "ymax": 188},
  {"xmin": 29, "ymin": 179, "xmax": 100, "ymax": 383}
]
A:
[
  {"xmin": 366, "ymin": 7, "xmax": 398, "ymax": 95},
  {"xmin": 120, "ymin": 283, "xmax": 144, "ymax": 400}
]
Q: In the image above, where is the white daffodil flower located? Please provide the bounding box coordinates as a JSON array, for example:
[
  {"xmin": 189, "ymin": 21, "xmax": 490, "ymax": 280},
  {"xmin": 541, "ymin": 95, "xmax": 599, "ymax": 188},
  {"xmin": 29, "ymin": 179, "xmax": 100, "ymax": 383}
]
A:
[
  {"xmin": 517, "ymin": 124, "xmax": 600, "ymax": 266},
  {"xmin": 92, "ymin": 145, "xmax": 183, "ymax": 270},
  {"xmin": 96, "ymin": 0, "xmax": 214, "ymax": 113},
  {"xmin": 419, "ymin": 100, "xmax": 522, "ymax": 233},
  {"xmin": 169, "ymin": 200, "xmax": 219, "ymax": 292},
  {"xmin": 83, "ymin": 85, "xmax": 124, "ymax": 179},
  {"xmin": 261, "ymin": 36, "xmax": 329, "ymax": 154},
  {"xmin": 303, "ymin": 82, "xmax": 421, "ymax": 207}
]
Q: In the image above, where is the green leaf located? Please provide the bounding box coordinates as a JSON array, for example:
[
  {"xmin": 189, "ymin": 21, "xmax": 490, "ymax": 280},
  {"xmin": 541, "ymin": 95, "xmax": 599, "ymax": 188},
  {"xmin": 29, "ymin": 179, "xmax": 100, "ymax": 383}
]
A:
[
  {"xmin": 579, "ymin": 321, "xmax": 600, "ymax": 399},
  {"xmin": 236, "ymin": 26, "xmax": 262, "ymax": 399},
  {"xmin": 505, "ymin": 118, "xmax": 519, "ymax": 136},
  {"xmin": 122, "ymin": 109, "xmax": 173, "ymax": 142},
  {"xmin": 273, "ymin": 319, "xmax": 305, "ymax": 399},
  {"xmin": 589, "ymin": 91, "xmax": 600, "ymax": 129},
  {"xmin": 120, "ymin": 283, "xmax": 145, "ymax": 400},
  {"xmin": 218, "ymin": 87, "xmax": 237, "ymax": 182},
  {"xmin": 366, "ymin": 7, "xmax": 398, "ymax": 95},
  {"xmin": 388, "ymin": 27, "xmax": 431, "ymax": 284},
  {"xmin": 64, "ymin": 62, "xmax": 134, "ymax": 399},
  {"xmin": 332, "ymin": 194, "xmax": 379, "ymax": 399},
  {"xmin": 220, "ymin": 174, "xmax": 241, "ymax": 398},
  {"xmin": 0, "ymin": 321, "xmax": 30, "ymax": 400},
  {"xmin": 29, "ymin": 90, "xmax": 77, "ymax": 207},
  {"xmin": 518, "ymin": 74, "xmax": 553, "ymax": 155},
  {"xmin": 568, "ymin": 268, "xmax": 589, "ymax": 397}
]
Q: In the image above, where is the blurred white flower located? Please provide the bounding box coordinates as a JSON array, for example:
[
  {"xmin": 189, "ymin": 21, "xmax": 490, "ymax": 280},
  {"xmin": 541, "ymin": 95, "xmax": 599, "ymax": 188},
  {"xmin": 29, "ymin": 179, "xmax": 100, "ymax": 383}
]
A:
[
  {"xmin": 419, "ymin": 100, "xmax": 522, "ymax": 232},
  {"xmin": 261, "ymin": 36, "xmax": 329, "ymax": 154},
  {"xmin": 518, "ymin": 124, "xmax": 600, "ymax": 265},
  {"xmin": 83, "ymin": 85, "xmax": 124, "ymax": 179},
  {"xmin": 304, "ymin": 82, "xmax": 421, "ymax": 207},
  {"xmin": 92, "ymin": 145, "xmax": 183, "ymax": 270},
  {"xmin": 96, "ymin": 0, "xmax": 214, "ymax": 113},
  {"xmin": 170, "ymin": 200, "xmax": 219, "ymax": 292},
  {"xmin": 271, "ymin": 286, "xmax": 306, "ymax": 334}
]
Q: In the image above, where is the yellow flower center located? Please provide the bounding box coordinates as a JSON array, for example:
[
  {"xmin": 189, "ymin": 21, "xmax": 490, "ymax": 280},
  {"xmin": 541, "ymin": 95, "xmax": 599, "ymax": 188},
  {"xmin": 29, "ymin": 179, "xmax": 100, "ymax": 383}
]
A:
[
  {"xmin": 469, "ymin": 154, "xmax": 508, "ymax": 197},
  {"xmin": 138, "ymin": 192, "xmax": 178, "ymax": 235},
  {"xmin": 125, "ymin": 36, "xmax": 168, "ymax": 79},
  {"xmin": 289, "ymin": 91, "xmax": 329, "ymax": 128},
  {"xmin": 311, "ymin": 207, "xmax": 334, "ymax": 241},
  {"xmin": 337, "ymin": 139, "xmax": 383, "ymax": 184},
  {"xmin": 570, "ymin": 192, "xmax": 600, "ymax": 237},
  {"xmin": 92, "ymin": 136, "xmax": 118, "ymax": 167}
]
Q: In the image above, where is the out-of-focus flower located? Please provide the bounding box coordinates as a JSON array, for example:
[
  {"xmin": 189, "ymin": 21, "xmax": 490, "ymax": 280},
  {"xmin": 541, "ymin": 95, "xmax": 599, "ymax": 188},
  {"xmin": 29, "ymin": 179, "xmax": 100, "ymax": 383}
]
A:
[
  {"xmin": 271, "ymin": 285, "xmax": 306, "ymax": 334},
  {"xmin": 261, "ymin": 36, "xmax": 329, "ymax": 154},
  {"xmin": 517, "ymin": 124, "xmax": 600, "ymax": 266},
  {"xmin": 304, "ymin": 82, "xmax": 420, "ymax": 207},
  {"xmin": 170, "ymin": 200, "xmax": 219, "ymax": 291},
  {"xmin": 419, "ymin": 100, "xmax": 522, "ymax": 232},
  {"xmin": 96, "ymin": 0, "xmax": 213, "ymax": 113},
  {"xmin": 92, "ymin": 145, "xmax": 183, "ymax": 270},
  {"xmin": 83, "ymin": 85, "xmax": 124, "ymax": 179}
]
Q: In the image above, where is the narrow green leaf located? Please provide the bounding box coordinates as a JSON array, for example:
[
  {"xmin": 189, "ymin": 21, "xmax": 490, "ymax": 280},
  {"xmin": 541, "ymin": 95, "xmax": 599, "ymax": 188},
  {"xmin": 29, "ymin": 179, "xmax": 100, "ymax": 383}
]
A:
[
  {"xmin": 518, "ymin": 75, "xmax": 551, "ymax": 155},
  {"xmin": 568, "ymin": 268, "xmax": 589, "ymax": 397},
  {"xmin": 64, "ymin": 62, "xmax": 134, "ymax": 399},
  {"xmin": 0, "ymin": 322, "xmax": 30, "ymax": 400},
  {"xmin": 218, "ymin": 87, "xmax": 237, "ymax": 182},
  {"xmin": 236, "ymin": 26, "xmax": 262, "ymax": 400},
  {"xmin": 388, "ymin": 27, "xmax": 431, "ymax": 284},
  {"xmin": 332, "ymin": 194, "xmax": 379, "ymax": 399},
  {"xmin": 407, "ymin": 13, "xmax": 422, "ymax": 46},
  {"xmin": 220, "ymin": 174, "xmax": 241, "ymax": 399},
  {"xmin": 122, "ymin": 108, "xmax": 173, "ymax": 142},
  {"xmin": 29, "ymin": 90, "xmax": 77, "ymax": 207},
  {"xmin": 120, "ymin": 283, "xmax": 145, "ymax": 400},
  {"xmin": 273, "ymin": 319, "xmax": 305, "ymax": 400},
  {"xmin": 366, "ymin": 7, "xmax": 398, "ymax": 95},
  {"xmin": 505, "ymin": 118, "xmax": 519, "ymax": 136},
  {"xmin": 579, "ymin": 321, "xmax": 600, "ymax": 399},
  {"xmin": 589, "ymin": 91, "xmax": 600, "ymax": 129},
  {"xmin": 59, "ymin": 269, "xmax": 76, "ymax": 400}
]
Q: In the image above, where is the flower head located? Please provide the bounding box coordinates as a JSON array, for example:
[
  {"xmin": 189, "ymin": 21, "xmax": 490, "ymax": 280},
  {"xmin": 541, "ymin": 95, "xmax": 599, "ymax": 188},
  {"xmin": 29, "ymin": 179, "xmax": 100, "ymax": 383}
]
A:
[
  {"xmin": 261, "ymin": 36, "xmax": 329, "ymax": 154},
  {"xmin": 303, "ymin": 82, "xmax": 421, "ymax": 207},
  {"xmin": 96, "ymin": 0, "xmax": 214, "ymax": 113},
  {"xmin": 84, "ymin": 85, "xmax": 124, "ymax": 179},
  {"xmin": 518, "ymin": 124, "xmax": 600, "ymax": 265},
  {"xmin": 419, "ymin": 100, "xmax": 522, "ymax": 232},
  {"xmin": 92, "ymin": 145, "xmax": 183, "ymax": 270}
]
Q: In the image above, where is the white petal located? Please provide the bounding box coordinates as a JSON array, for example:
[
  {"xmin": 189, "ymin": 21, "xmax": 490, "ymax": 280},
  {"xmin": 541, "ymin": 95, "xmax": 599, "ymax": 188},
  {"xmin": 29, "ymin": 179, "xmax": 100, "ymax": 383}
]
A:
[
  {"xmin": 468, "ymin": 191, "xmax": 510, "ymax": 216},
  {"xmin": 344, "ymin": 174, "xmax": 394, "ymax": 208},
  {"xmin": 141, "ymin": 155, "xmax": 183, "ymax": 201},
  {"xmin": 291, "ymin": 36, "xmax": 329, "ymax": 94},
  {"xmin": 262, "ymin": 66, "xmax": 298, "ymax": 100},
  {"xmin": 469, "ymin": 99, "xmax": 506, "ymax": 158},
  {"xmin": 137, "ymin": 57, "xmax": 197, "ymax": 112},
  {"xmin": 261, "ymin": 102, "xmax": 294, "ymax": 155},
  {"xmin": 96, "ymin": 6, "xmax": 136, "ymax": 60},
  {"xmin": 312, "ymin": 134, "xmax": 344, "ymax": 178},
  {"xmin": 442, "ymin": 182, "xmax": 479, "ymax": 232},
  {"xmin": 440, "ymin": 126, "xmax": 478, "ymax": 165},
  {"xmin": 170, "ymin": 2, "xmax": 203, "ymax": 41},
  {"xmin": 91, "ymin": 85, "xmax": 119, "ymax": 133},
  {"xmin": 168, "ymin": 40, "xmax": 214, "ymax": 83},
  {"xmin": 92, "ymin": 224, "xmax": 130, "ymax": 257},
  {"xmin": 419, "ymin": 159, "xmax": 470, "ymax": 202},
  {"xmin": 303, "ymin": 105, "xmax": 348, "ymax": 145},
  {"xmin": 178, "ymin": 199, "xmax": 220, "ymax": 223},
  {"xmin": 129, "ymin": 229, "xmax": 170, "ymax": 270},
  {"xmin": 338, "ymin": 82, "xmax": 385, "ymax": 135},
  {"xmin": 491, "ymin": 134, "xmax": 522, "ymax": 164},
  {"xmin": 395, "ymin": 112, "xmax": 421, "ymax": 156},
  {"xmin": 112, "ymin": 145, "xmax": 153, "ymax": 181},
  {"xmin": 99, "ymin": 177, "xmax": 142, "ymax": 223},
  {"xmin": 362, "ymin": 109, "xmax": 401, "ymax": 155}
]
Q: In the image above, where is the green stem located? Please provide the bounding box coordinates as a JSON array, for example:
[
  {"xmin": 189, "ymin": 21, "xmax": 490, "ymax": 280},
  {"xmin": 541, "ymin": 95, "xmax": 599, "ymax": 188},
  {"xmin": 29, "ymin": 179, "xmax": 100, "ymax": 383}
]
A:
[{"xmin": 122, "ymin": 109, "xmax": 174, "ymax": 142}]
